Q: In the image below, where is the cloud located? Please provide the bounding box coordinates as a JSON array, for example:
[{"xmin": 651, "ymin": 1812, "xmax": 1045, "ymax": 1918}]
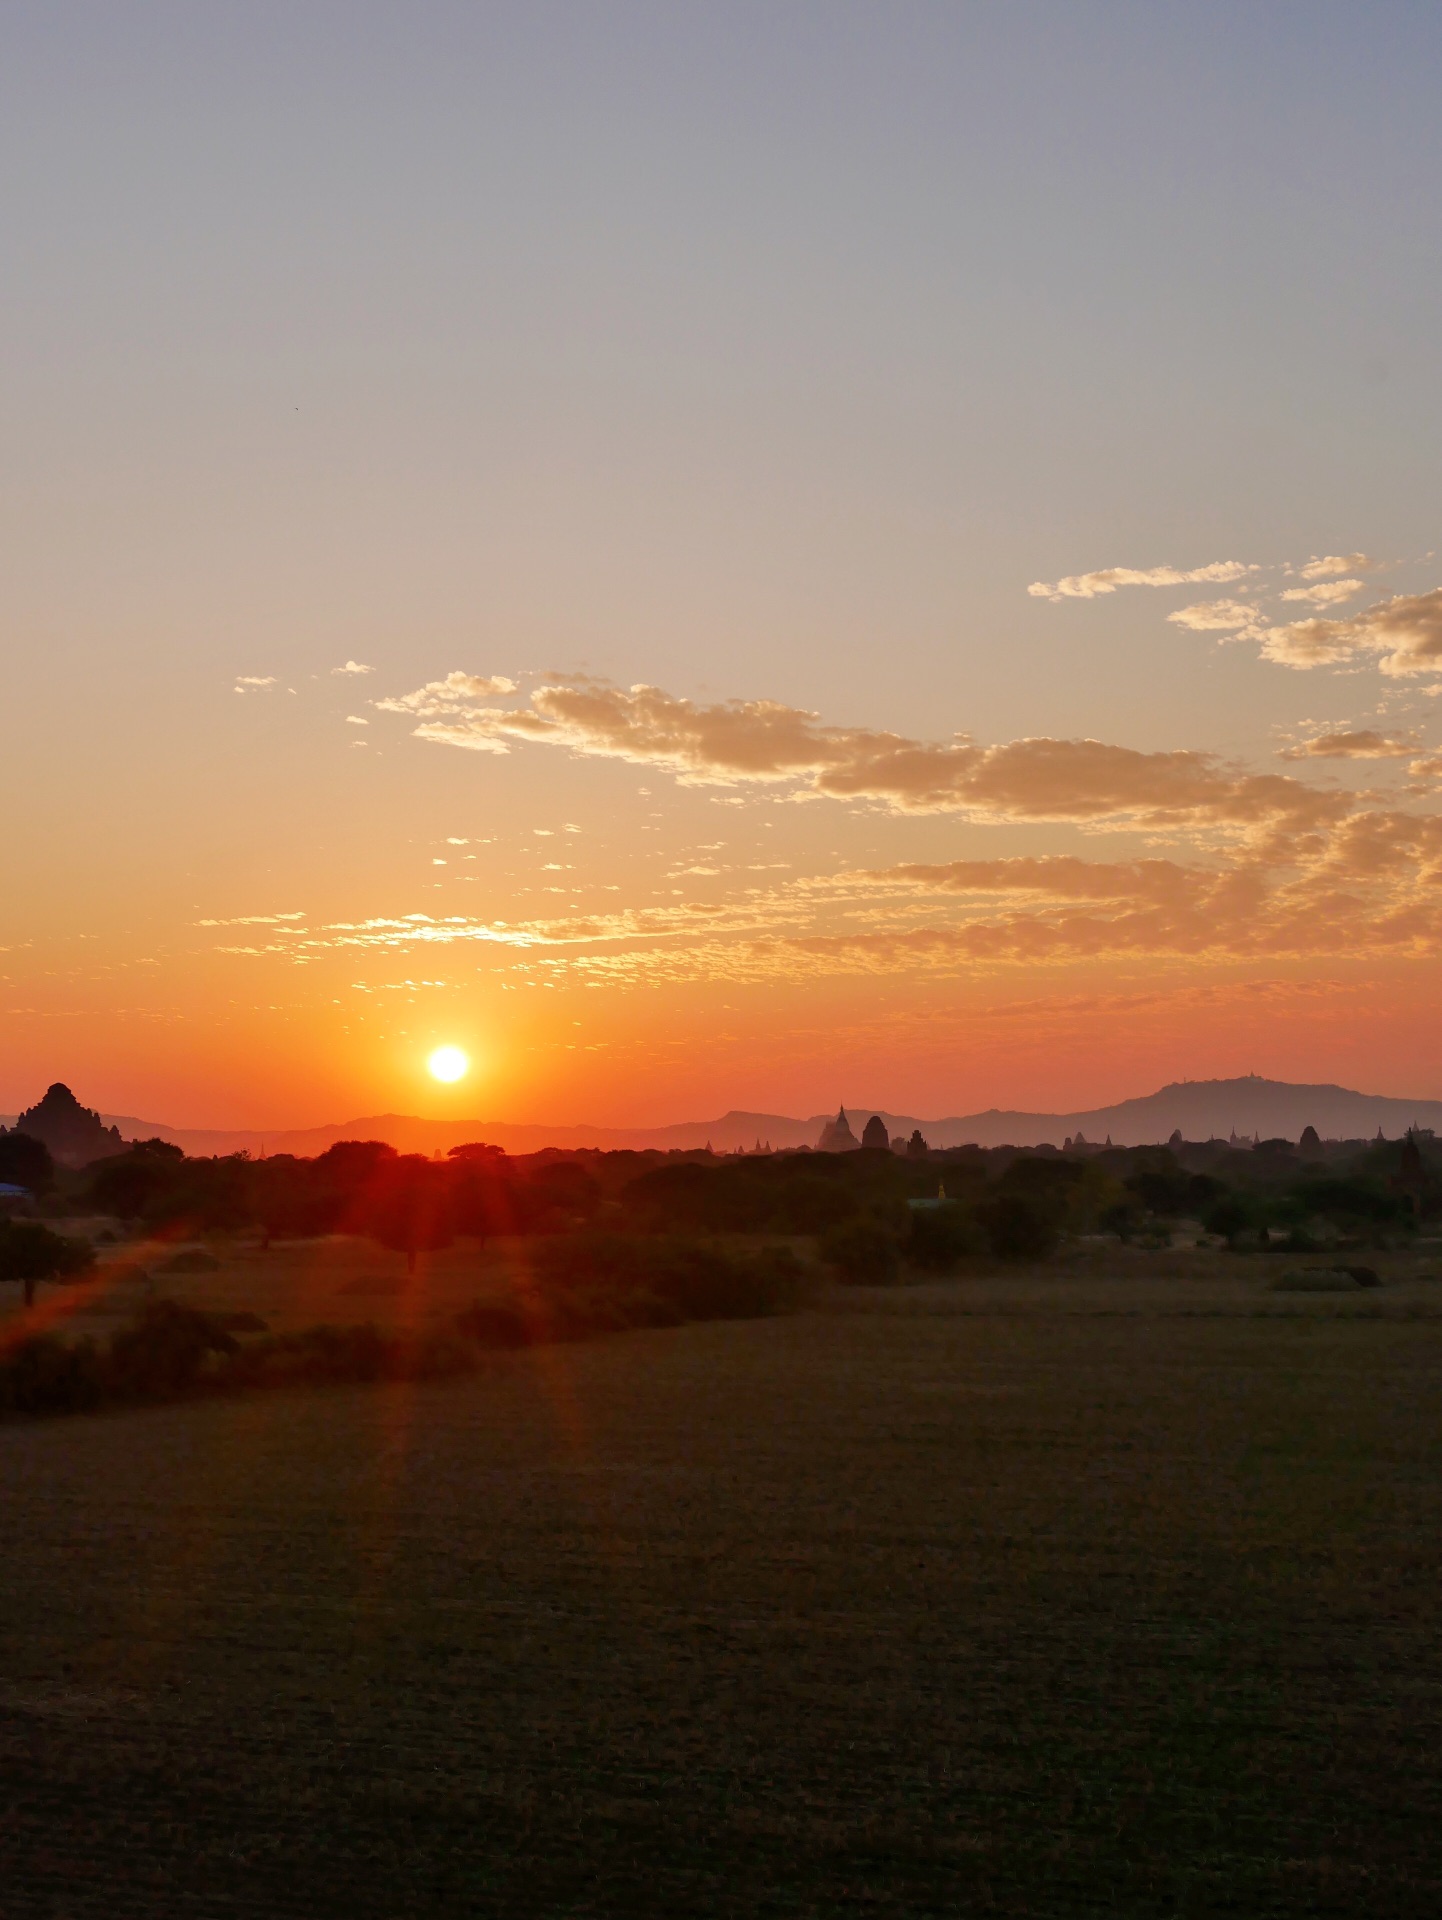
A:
[
  {"xmin": 332, "ymin": 660, "xmax": 375, "ymax": 675},
  {"xmin": 195, "ymin": 913, "xmax": 306, "ymax": 927},
  {"xmin": 862, "ymin": 855, "xmax": 1204, "ymax": 905},
  {"xmin": 234, "ymin": 676, "xmax": 277, "ymax": 692},
  {"xmin": 1298, "ymin": 553, "xmax": 1378, "ymax": 579},
  {"xmin": 1277, "ymin": 730, "xmax": 1419, "ymax": 761},
  {"xmin": 345, "ymin": 715, "xmax": 369, "ymax": 726},
  {"xmin": 1260, "ymin": 590, "xmax": 1442, "ymax": 675},
  {"xmin": 382, "ymin": 673, "xmax": 1341, "ymax": 832},
  {"xmin": 1279, "ymin": 580, "xmax": 1366, "ymax": 607},
  {"xmin": 1167, "ymin": 599, "xmax": 1263, "ymax": 634},
  {"xmin": 376, "ymin": 671, "xmax": 516, "ymax": 716},
  {"xmin": 1028, "ymin": 561, "xmax": 1253, "ymax": 602},
  {"xmin": 200, "ymin": 778, "xmax": 1442, "ymax": 988}
]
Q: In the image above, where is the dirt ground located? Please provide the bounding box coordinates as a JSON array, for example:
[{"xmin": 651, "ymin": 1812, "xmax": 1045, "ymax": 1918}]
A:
[{"xmin": 2, "ymin": 1262, "xmax": 1442, "ymax": 1915}]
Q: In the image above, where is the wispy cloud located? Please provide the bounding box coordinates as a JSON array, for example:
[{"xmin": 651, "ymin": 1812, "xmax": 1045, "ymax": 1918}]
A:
[
  {"xmin": 861, "ymin": 855, "xmax": 1203, "ymax": 904},
  {"xmin": 376, "ymin": 671, "xmax": 517, "ymax": 717},
  {"xmin": 195, "ymin": 912, "xmax": 307, "ymax": 927},
  {"xmin": 1279, "ymin": 580, "xmax": 1366, "ymax": 606},
  {"xmin": 234, "ymin": 675, "xmax": 277, "ymax": 693},
  {"xmin": 1277, "ymin": 729, "xmax": 1419, "ymax": 761},
  {"xmin": 198, "ymin": 783, "xmax": 1442, "ymax": 989},
  {"xmin": 1027, "ymin": 561, "xmax": 1254, "ymax": 602},
  {"xmin": 332, "ymin": 660, "xmax": 374, "ymax": 675},
  {"xmin": 380, "ymin": 673, "xmax": 1342, "ymax": 832}
]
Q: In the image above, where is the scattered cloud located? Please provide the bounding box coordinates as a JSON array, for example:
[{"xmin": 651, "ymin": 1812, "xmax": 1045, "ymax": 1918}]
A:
[
  {"xmin": 1035, "ymin": 548, "xmax": 1440, "ymax": 684},
  {"xmin": 234, "ymin": 676, "xmax": 276, "ymax": 692},
  {"xmin": 1279, "ymin": 580, "xmax": 1366, "ymax": 606},
  {"xmin": 375, "ymin": 671, "xmax": 517, "ymax": 718},
  {"xmin": 1298, "ymin": 553, "xmax": 1378, "ymax": 579},
  {"xmin": 1166, "ymin": 599, "xmax": 1262, "ymax": 634},
  {"xmin": 195, "ymin": 913, "xmax": 306, "ymax": 927},
  {"xmin": 1260, "ymin": 590, "xmax": 1442, "ymax": 675},
  {"xmin": 1028, "ymin": 561, "xmax": 1253, "ymax": 602},
  {"xmin": 332, "ymin": 660, "xmax": 375, "ymax": 675},
  {"xmin": 345, "ymin": 715, "xmax": 369, "ymax": 725},
  {"xmin": 1277, "ymin": 730, "xmax": 1419, "ymax": 761}
]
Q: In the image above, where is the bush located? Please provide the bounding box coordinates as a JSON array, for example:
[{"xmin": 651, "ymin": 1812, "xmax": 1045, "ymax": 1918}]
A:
[
  {"xmin": 107, "ymin": 1301, "xmax": 238, "ymax": 1398},
  {"xmin": 821, "ymin": 1217, "xmax": 902, "ymax": 1286},
  {"xmin": 1272, "ymin": 1268, "xmax": 1368, "ymax": 1293},
  {"xmin": 159, "ymin": 1248, "xmax": 222, "ymax": 1274},
  {"xmin": 0, "ymin": 1232, "xmax": 805, "ymax": 1424},
  {"xmin": 908, "ymin": 1205, "xmax": 986, "ymax": 1272},
  {"xmin": 0, "ymin": 1334, "xmax": 104, "ymax": 1417},
  {"xmin": 1204, "ymin": 1195, "xmax": 1255, "ymax": 1248},
  {"xmin": 977, "ymin": 1192, "xmax": 1060, "ymax": 1262},
  {"xmin": 453, "ymin": 1302, "xmax": 534, "ymax": 1348},
  {"xmin": 532, "ymin": 1234, "xmax": 802, "ymax": 1323}
]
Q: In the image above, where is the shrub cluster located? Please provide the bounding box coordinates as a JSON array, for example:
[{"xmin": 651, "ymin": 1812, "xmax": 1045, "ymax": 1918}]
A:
[{"xmin": 0, "ymin": 1235, "xmax": 803, "ymax": 1422}]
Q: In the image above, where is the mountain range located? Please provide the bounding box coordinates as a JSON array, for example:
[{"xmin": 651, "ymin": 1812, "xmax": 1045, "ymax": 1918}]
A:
[{"xmin": 6, "ymin": 1077, "xmax": 1441, "ymax": 1158}]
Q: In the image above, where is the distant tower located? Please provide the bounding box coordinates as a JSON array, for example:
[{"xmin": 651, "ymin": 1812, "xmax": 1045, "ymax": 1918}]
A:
[
  {"xmin": 860, "ymin": 1114, "xmax": 889, "ymax": 1151},
  {"xmin": 817, "ymin": 1107, "xmax": 860, "ymax": 1152}
]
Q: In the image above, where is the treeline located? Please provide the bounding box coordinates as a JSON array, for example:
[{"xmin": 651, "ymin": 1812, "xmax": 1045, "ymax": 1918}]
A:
[{"xmin": 7, "ymin": 1127, "xmax": 1439, "ymax": 1274}]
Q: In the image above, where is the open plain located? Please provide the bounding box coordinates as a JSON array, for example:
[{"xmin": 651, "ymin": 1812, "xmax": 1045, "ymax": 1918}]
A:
[{"xmin": 3, "ymin": 1260, "xmax": 1442, "ymax": 1916}]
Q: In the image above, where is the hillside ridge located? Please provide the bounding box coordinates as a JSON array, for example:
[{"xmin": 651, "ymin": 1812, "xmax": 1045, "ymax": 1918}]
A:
[{"xmin": 8, "ymin": 1075, "xmax": 1442, "ymax": 1157}]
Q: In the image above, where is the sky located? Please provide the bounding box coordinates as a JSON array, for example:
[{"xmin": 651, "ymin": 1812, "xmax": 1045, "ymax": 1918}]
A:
[{"xmin": 4, "ymin": 1, "xmax": 1442, "ymax": 1129}]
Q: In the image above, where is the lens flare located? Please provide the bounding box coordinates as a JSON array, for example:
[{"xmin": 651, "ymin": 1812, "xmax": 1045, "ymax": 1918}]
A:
[{"xmin": 427, "ymin": 1045, "xmax": 469, "ymax": 1083}]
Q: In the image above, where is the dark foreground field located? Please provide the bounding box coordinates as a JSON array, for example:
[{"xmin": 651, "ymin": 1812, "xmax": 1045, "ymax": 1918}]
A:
[{"xmin": 3, "ymin": 1279, "xmax": 1441, "ymax": 1916}]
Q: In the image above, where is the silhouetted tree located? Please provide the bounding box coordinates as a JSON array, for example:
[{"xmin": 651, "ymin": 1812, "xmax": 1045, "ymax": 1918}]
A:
[
  {"xmin": 447, "ymin": 1143, "xmax": 516, "ymax": 1241},
  {"xmin": 977, "ymin": 1191, "xmax": 1060, "ymax": 1262},
  {"xmin": 85, "ymin": 1139, "xmax": 185, "ymax": 1220},
  {"xmin": 0, "ymin": 1220, "xmax": 94, "ymax": 1307},
  {"xmin": 907, "ymin": 1202, "xmax": 986, "ymax": 1270},
  {"xmin": 365, "ymin": 1157, "xmax": 455, "ymax": 1273},
  {"xmin": 0, "ymin": 1131, "xmax": 54, "ymax": 1196}
]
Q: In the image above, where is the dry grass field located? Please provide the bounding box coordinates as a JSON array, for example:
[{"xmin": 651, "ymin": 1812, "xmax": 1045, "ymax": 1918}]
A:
[{"xmin": 3, "ymin": 1249, "xmax": 1442, "ymax": 1915}]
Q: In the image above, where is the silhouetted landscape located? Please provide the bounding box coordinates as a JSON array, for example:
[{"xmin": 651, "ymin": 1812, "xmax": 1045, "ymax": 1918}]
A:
[
  {"xmin": 4, "ymin": 1078, "xmax": 1442, "ymax": 1910},
  {"xmin": 11, "ymin": 1072, "xmax": 1442, "ymax": 1158}
]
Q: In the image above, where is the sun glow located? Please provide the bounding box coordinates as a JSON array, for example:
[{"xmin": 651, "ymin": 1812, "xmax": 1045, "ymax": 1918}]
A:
[{"xmin": 427, "ymin": 1045, "xmax": 470, "ymax": 1083}]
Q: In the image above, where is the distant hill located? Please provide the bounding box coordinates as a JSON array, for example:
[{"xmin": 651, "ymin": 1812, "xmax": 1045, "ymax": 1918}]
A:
[{"xmin": 6, "ymin": 1076, "xmax": 1442, "ymax": 1158}]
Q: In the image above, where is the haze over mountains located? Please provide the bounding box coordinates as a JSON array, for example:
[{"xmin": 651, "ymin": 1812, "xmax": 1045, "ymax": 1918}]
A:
[{"xmin": 7, "ymin": 1078, "xmax": 1442, "ymax": 1159}]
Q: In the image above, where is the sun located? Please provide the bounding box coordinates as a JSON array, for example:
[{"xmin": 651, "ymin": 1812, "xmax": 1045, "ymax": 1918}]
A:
[{"xmin": 427, "ymin": 1045, "xmax": 470, "ymax": 1083}]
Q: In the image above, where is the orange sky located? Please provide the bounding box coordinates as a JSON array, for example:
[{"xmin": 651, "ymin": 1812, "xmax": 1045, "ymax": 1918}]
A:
[{"xmin": 5, "ymin": 9, "xmax": 1442, "ymax": 1129}]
